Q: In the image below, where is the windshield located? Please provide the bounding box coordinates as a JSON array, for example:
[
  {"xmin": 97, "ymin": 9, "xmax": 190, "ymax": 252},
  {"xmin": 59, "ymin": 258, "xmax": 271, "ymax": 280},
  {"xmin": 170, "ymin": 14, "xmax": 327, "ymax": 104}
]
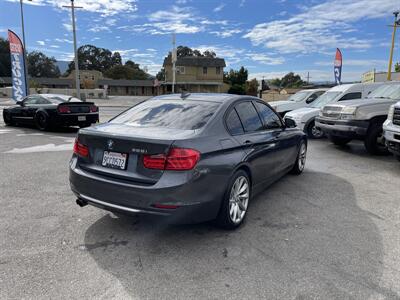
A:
[
  {"xmin": 367, "ymin": 85, "xmax": 400, "ymax": 100},
  {"xmin": 110, "ymin": 100, "xmax": 221, "ymax": 130},
  {"xmin": 311, "ymin": 92, "xmax": 341, "ymax": 108},
  {"xmin": 287, "ymin": 91, "xmax": 311, "ymax": 102}
]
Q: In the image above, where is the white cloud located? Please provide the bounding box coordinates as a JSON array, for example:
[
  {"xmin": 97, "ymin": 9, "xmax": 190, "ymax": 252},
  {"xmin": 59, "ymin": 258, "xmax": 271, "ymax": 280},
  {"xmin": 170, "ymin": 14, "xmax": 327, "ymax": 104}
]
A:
[
  {"xmin": 50, "ymin": 45, "xmax": 60, "ymax": 48},
  {"xmin": 247, "ymin": 53, "xmax": 285, "ymax": 65},
  {"xmin": 88, "ymin": 25, "xmax": 110, "ymax": 33},
  {"xmin": 315, "ymin": 59, "xmax": 387, "ymax": 68},
  {"xmin": 239, "ymin": 0, "xmax": 246, "ymax": 7},
  {"xmin": 244, "ymin": 0, "xmax": 398, "ymax": 54},
  {"xmin": 213, "ymin": 4, "xmax": 225, "ymax": 12},
  {"xmin": 5, "ymin": 0, "xmax": 137, "ymax": 17},
  {"xmin": 63, "ymin": 23, "xmax": 73, "ymax": 32},
  {"xmin": 195, "ymin": 45, "xmax": 246, "ymax": 66},
  {"xmin": 210, "ymin": 29, "xmax": 242, "ymax": 38},
  {"xmin": 37, "ymin": 40, "xmax": 45, "ymax": 46}
]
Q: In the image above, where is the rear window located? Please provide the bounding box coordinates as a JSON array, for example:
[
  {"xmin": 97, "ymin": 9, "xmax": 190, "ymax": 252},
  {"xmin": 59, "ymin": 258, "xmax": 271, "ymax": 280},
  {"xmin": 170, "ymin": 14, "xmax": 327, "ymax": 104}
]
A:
[{"xmin": 110, "ymin": 100, "xmax": 220, "ymax": 130}]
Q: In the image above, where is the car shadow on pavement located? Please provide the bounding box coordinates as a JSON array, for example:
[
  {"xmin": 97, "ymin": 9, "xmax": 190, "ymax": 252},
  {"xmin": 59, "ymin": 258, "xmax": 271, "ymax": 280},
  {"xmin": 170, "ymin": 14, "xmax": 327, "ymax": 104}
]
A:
[
  {"xmin": 6, "ymin": 124, "xmax": 79, "ymax": 134},
  {"xmin": 82, "ymin": 171, "xmax": 396, "ymax": 299}
]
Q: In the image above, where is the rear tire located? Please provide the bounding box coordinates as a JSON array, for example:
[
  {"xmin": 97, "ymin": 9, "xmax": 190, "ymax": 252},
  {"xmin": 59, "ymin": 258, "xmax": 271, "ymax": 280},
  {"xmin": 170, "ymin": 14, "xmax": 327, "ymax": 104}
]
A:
[
  {"xmin": 216, "ymin": 170, "xmax": 250, "ymax": 230},
  {"xmin": 328, "ymin": 135, "xmax": 352, "ymax": 146},
  {"xmin": 291, "ymin": 140, "xmax": 307, "ymax": 175},
  {"xmin": 364, "ymin": 122, "xmax": 389, "ymax": 155},
  {"xmin": 34, "ymin": 111, "xmax": 49, "ymax": 131},
  {"xmin": 306, "ymin": 120, "xmax": 324, "ymax": 139}
]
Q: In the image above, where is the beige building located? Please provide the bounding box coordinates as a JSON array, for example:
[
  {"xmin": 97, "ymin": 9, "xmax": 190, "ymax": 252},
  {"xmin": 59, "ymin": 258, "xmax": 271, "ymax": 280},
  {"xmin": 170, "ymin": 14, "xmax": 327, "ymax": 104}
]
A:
[
  {"xmin": 67, "ymin": 70, "xmax": 104, "ymax": 89},
  {"xmin": 162, "ymin": 55, "xmax": 228, "ymax": 93}
]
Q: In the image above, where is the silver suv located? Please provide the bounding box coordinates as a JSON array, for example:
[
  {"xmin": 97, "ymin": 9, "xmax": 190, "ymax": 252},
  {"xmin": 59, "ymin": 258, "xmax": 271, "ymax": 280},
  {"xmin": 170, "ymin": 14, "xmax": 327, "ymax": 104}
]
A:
[
  {"xmin": 383, "ymin": 101, "xmax": 400, "ymax": 161},
  {"xmin": 315, "ymin": 83, "xmax": 400, "ymax": 155}
]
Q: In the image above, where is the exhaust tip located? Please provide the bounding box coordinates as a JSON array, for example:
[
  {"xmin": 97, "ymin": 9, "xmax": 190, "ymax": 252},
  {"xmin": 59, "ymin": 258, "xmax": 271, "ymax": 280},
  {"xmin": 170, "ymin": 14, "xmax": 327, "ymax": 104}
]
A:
[{"xmin": 76, "ymin": 198, "xmax": 88, "ymax": 207}]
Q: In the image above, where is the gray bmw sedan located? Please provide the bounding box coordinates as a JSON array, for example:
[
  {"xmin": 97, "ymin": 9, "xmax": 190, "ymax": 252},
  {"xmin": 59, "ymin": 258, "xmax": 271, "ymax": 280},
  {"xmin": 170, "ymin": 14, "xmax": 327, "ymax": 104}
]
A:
[{"xmin": 69, "ymin": 93, "xmax": 307, "ymax": 229}]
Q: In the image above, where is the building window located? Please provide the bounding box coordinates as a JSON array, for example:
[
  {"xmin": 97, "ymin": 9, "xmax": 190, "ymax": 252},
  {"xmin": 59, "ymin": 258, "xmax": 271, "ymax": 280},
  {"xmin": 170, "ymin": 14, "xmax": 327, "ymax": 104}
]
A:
[
  {"xmin": 216, "ymin": 67, "xmax": 221, "ymax": 75},
  {"xmin": 91, "ymin": 75, "xmax": 95, "ymax": 80},
  {"xmin": 203, "ymin": 67, "xmax": 207, "ymax": 74},
  {"xmin": 177, "ymin": 66, "xmax": 185, "ymax": 74}
]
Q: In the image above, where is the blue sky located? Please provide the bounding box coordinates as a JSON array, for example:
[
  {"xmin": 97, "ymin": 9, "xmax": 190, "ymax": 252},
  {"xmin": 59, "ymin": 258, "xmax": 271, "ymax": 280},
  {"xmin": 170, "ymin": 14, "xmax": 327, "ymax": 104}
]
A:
[{"xmin": 0, "ymin": 0, "xmax": 399, "ymax": 82}]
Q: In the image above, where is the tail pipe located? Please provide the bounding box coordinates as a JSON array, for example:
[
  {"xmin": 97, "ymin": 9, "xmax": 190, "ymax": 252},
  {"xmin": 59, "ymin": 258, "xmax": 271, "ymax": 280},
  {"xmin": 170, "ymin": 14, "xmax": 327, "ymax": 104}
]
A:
[{"xmin": 76, "ymin": 198, "xmax": 88, "ymax": 207}]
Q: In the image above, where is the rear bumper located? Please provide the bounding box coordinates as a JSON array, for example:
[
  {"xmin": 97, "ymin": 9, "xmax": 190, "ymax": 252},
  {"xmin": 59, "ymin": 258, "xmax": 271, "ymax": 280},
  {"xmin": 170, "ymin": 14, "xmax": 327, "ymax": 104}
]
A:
[
  {"xmin": 52, "ymin": 113, "xmax": 99, "ymax": 126},
  {"xmin": 315, "ymin": 117, "xmax": 369, "ymax": 139},
  {"xmin": 383, "ymin": 121, "xmax": 400, "ymax": 155},
  {"xmin": 69, "ymin": 157, "xmax": 226, "ymax": 224}
]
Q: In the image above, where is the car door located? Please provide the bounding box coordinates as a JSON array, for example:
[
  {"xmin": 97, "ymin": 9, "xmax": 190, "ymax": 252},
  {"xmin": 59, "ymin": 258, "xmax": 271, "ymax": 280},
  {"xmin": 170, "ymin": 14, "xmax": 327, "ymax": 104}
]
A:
[
  {"xmin": 13, "ymin": 96, "xmax": 39, "ymax": 124},
  {"xmin": 253, "ymin": 101, "xmax": 298, "ymax": 173},
  {"xmin": 231, "ymin": 100, "xmax": 282, "ymax": 187}
]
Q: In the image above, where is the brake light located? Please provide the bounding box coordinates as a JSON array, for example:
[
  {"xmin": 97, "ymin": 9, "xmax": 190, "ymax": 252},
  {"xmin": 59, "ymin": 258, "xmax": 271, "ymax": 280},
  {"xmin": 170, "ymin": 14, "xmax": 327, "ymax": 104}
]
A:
[
  {"xmin": 73, "ymin": 138, "xmax": 89, "ymax": 157},
  {"xmin": 143, "ymin": 148, "xmax": 200, "ymax": 170},
  {"xmin": 152, "ymin": 203, "xmax": 180, "ymax": 209},
  {"xmin": 90, "ymin": 105, "xmax": 98, "ymax": 112},
  {"xmin": 58, "ymin": 105, "xmax": 71, "ymax": 113}
]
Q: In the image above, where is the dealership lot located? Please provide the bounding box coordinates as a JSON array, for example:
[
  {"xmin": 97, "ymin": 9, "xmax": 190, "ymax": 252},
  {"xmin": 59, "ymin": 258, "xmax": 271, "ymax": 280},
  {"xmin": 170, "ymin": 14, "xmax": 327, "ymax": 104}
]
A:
[{"xmin": 0, "ymin": 107, "xmax": 400, "ymax": 299}]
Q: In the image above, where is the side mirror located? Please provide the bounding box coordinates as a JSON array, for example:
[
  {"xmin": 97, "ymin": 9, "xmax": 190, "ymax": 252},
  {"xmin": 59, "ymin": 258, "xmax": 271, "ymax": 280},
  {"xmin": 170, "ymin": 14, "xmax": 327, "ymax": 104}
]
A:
[
  {"xmin": 17, "ymin": 101, "xmax": 24, "ymax": 106},
  {"xmin": 285, "ymin": 118, "xmax": 297, "ymax": 128}
]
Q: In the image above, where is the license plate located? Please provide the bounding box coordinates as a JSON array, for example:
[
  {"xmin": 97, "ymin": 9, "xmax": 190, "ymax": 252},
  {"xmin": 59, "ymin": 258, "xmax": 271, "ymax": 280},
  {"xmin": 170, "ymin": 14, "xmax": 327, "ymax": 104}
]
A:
[
  {"xmin": 78, "ymin": 116, "xmax": 86, "ymax": 121},
  {"xmin": 102, "ymin": 151, "xmax": 128, "ymax": 170}
]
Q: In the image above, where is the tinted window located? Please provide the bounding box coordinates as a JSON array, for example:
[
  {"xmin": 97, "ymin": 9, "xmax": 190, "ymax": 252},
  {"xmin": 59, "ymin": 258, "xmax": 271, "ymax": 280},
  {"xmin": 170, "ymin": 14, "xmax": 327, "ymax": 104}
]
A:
[
  {"xmin": 23, "ymin": 96, "xmax": 41, "ymax": 105},
  {"xmin": 254, "ymin": 102, "xmax": 282, "ymax": 129},
  {"xmin": 36, "ymin": 97, "xmax": 51, "ymax": 104},
  {"xmin": 226, "ymin": 109, "xmax": 244, "ymax": 135},
  {"xmin": 111, "ymin": 100, "xmax": 220, "ymax": 130},
  {"xmin": 235, "ymin": 102, "xmax": 263, "ymax": 132},
  {"xmin": 339, "ymin": 92, "xmax": 362, "ymax": 101}
]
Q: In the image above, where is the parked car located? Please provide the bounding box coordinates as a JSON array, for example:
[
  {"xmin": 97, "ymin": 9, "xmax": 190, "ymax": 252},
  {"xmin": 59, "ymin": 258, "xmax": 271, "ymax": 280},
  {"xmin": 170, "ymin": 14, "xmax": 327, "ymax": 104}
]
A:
[
  {"xmin": 384, "ymin": 100, "xmax": 400, "ymax": 161},
  {"xmin": 70, "ymin": 93, "xmax": 307, "ymax": 229},
  {"xmin": 316, "ymin": 83, "xmax": 400, "ymax": 155},
  {"xmin": 269, "ymin": 88, "xmax": 327, "ymax": 116},
  {"xmin": 2, "ymin": 94, "xmax": 99, "ymax": 130},
  {"xmin": 284, "ymin": 83, "xmax": 382, "ymax": 139}
]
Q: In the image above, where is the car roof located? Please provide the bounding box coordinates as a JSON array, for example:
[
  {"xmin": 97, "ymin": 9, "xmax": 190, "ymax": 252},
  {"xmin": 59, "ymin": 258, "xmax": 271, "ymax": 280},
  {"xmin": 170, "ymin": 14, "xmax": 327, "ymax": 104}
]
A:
[{"xmin": 151, "ymin": 93, "xmax": 244, "ymax": 103}]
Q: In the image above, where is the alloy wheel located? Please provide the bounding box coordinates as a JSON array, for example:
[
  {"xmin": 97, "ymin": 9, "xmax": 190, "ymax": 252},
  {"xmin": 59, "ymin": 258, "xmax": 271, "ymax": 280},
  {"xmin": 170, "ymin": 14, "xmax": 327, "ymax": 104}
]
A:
[
  {"xmin": 298, "ymin": 143, "xmax": 307, "ymax": 171},
  {"xmin": 228, "ymin": 176, "xmax": 249, "ymax": 224}
]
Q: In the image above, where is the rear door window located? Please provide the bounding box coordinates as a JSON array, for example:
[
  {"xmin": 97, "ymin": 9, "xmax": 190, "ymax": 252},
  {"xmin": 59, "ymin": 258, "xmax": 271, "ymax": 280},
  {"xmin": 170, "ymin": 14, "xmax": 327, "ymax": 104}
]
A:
[
  {"xmin": 234, "ymin": 101, "xmax": 263, "ymax": 132},
  {"xmin": 254, "ymin": 102, "xmax": 282, "ymax": 129},
  {"xmin": 111, "ymin": 100, "xmax": 220, "ymax": 130},
  {"xmin": 339, "ymin": 92, "xmax": 362, "ymax": 101},
  {"xmin": 226, "ymin": 109, "xmax": 244, "ymax": 135}
]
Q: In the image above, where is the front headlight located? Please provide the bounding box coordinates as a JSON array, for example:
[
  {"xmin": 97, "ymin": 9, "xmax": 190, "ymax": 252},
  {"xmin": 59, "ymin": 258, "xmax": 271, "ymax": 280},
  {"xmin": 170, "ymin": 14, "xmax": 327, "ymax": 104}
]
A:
[
  {"xmin": 340, "ymin": 106, "xmax": 357, "ymax": 120},
  {"xmin": 387, "ymin": 105, "xmax": 395, "ymax": 121}
]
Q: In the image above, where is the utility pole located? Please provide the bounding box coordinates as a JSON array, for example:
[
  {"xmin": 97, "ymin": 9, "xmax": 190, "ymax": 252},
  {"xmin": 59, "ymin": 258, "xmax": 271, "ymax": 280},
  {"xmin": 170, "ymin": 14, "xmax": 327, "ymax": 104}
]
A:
[
  {"xmin": 388, "ymin": 11, "xmax": 400, "ymax": 81},
  {"xmin": 172, "ymin": 33, "xmax": 177, "ymax": 94},
  {"xmin": 63, "ymin": 0, "xmax": 83, "ymax": 99},
  {"xmin": 19, "ymin": 0, "xmax": 31, "ymax": 95}
]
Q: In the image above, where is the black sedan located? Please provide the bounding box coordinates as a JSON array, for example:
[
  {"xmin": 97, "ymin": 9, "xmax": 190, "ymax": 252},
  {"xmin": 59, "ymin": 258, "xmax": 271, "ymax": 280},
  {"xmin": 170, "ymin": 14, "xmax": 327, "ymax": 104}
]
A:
[
  {"xmin": 70, "ymin": 93, "xmax": 306, "ymax": 229},
  {"xmin": 3, "ymin": 94, "xmax": 99, "ymax": 130}
]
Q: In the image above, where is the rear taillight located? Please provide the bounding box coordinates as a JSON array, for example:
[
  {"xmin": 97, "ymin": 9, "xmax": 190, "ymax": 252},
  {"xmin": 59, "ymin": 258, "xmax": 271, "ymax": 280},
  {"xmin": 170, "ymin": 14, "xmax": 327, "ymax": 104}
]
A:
[
  {"xmin": 90, "ymin": 105, "xmax": 98, "ymax": 113},
  {"xmin": 58, "ymin": 105, "xmax": 71, "ymax": 113},
  {"xmin": 73, "ymin": 138, "xmax": 89, "ymax": 157},
  {"xmin": 143, "ymin": 148, "xmax": 200, "ymax": 170}
]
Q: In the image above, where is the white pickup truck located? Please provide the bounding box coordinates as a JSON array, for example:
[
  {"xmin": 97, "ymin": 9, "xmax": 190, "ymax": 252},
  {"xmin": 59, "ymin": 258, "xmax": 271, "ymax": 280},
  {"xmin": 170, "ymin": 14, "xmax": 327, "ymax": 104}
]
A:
[
  {"xmin": 383, "ymin": 101, "xmax": 400, "ymax": 161},
  {"xmin": 316, "ymin": 83, "xmax": 400, "ymax": 155},
  {"xmin": 269, "ymin": 88, "xmax": 327, "ymax": 116}
]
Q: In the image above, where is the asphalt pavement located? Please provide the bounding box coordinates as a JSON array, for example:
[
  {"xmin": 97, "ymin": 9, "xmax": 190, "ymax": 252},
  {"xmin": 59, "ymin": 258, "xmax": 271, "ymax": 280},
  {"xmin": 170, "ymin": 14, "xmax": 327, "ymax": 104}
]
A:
[{"xmin": 0, "ymin": 106, "xmax": 399, "ymax": 299}]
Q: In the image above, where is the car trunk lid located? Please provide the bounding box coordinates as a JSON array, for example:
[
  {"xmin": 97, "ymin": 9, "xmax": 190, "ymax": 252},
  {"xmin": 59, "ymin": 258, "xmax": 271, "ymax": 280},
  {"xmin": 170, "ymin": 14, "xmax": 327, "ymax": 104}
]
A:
[{"xmin": 76, "ymin": 123, "xmax": 196, "ymax": 185}]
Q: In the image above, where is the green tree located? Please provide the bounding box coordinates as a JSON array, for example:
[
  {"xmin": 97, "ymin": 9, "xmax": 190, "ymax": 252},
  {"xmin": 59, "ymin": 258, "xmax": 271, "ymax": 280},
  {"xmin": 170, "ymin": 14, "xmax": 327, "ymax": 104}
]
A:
[
  {"xmin": 279, "ymin": 72, "xmax": 305, "ymax": 88},
  {"xmin": 156, "ymin": 68, "xmax": 165, "ymax": 81},
  {"xmin": 224, "ymin": 66, "xmax": 248, "ymax": 86},
  {"xmin": 175, "ymin": 46, "xmax": 217, "ymax": 58},
  {"xmin": 395, "ymin": 62, "xmax": 400, "ymax": 73},
  {"xmin": 245, "ymin": 78, "xmax": 259, "ymax": 96},
  {"xmin": 0, "ymin": 37, "xmax": 11, "ymax": 77},
  {"xmin": 104, "ymin": 64, "xmax": 149, "ymax": 80},
  {"xmin": 65, "ymin": 44, "xmax": 122, "ymax": 74},
  {"xmin": 27, "ymin": 51, "xmax": 60, "ymax": 78}
]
